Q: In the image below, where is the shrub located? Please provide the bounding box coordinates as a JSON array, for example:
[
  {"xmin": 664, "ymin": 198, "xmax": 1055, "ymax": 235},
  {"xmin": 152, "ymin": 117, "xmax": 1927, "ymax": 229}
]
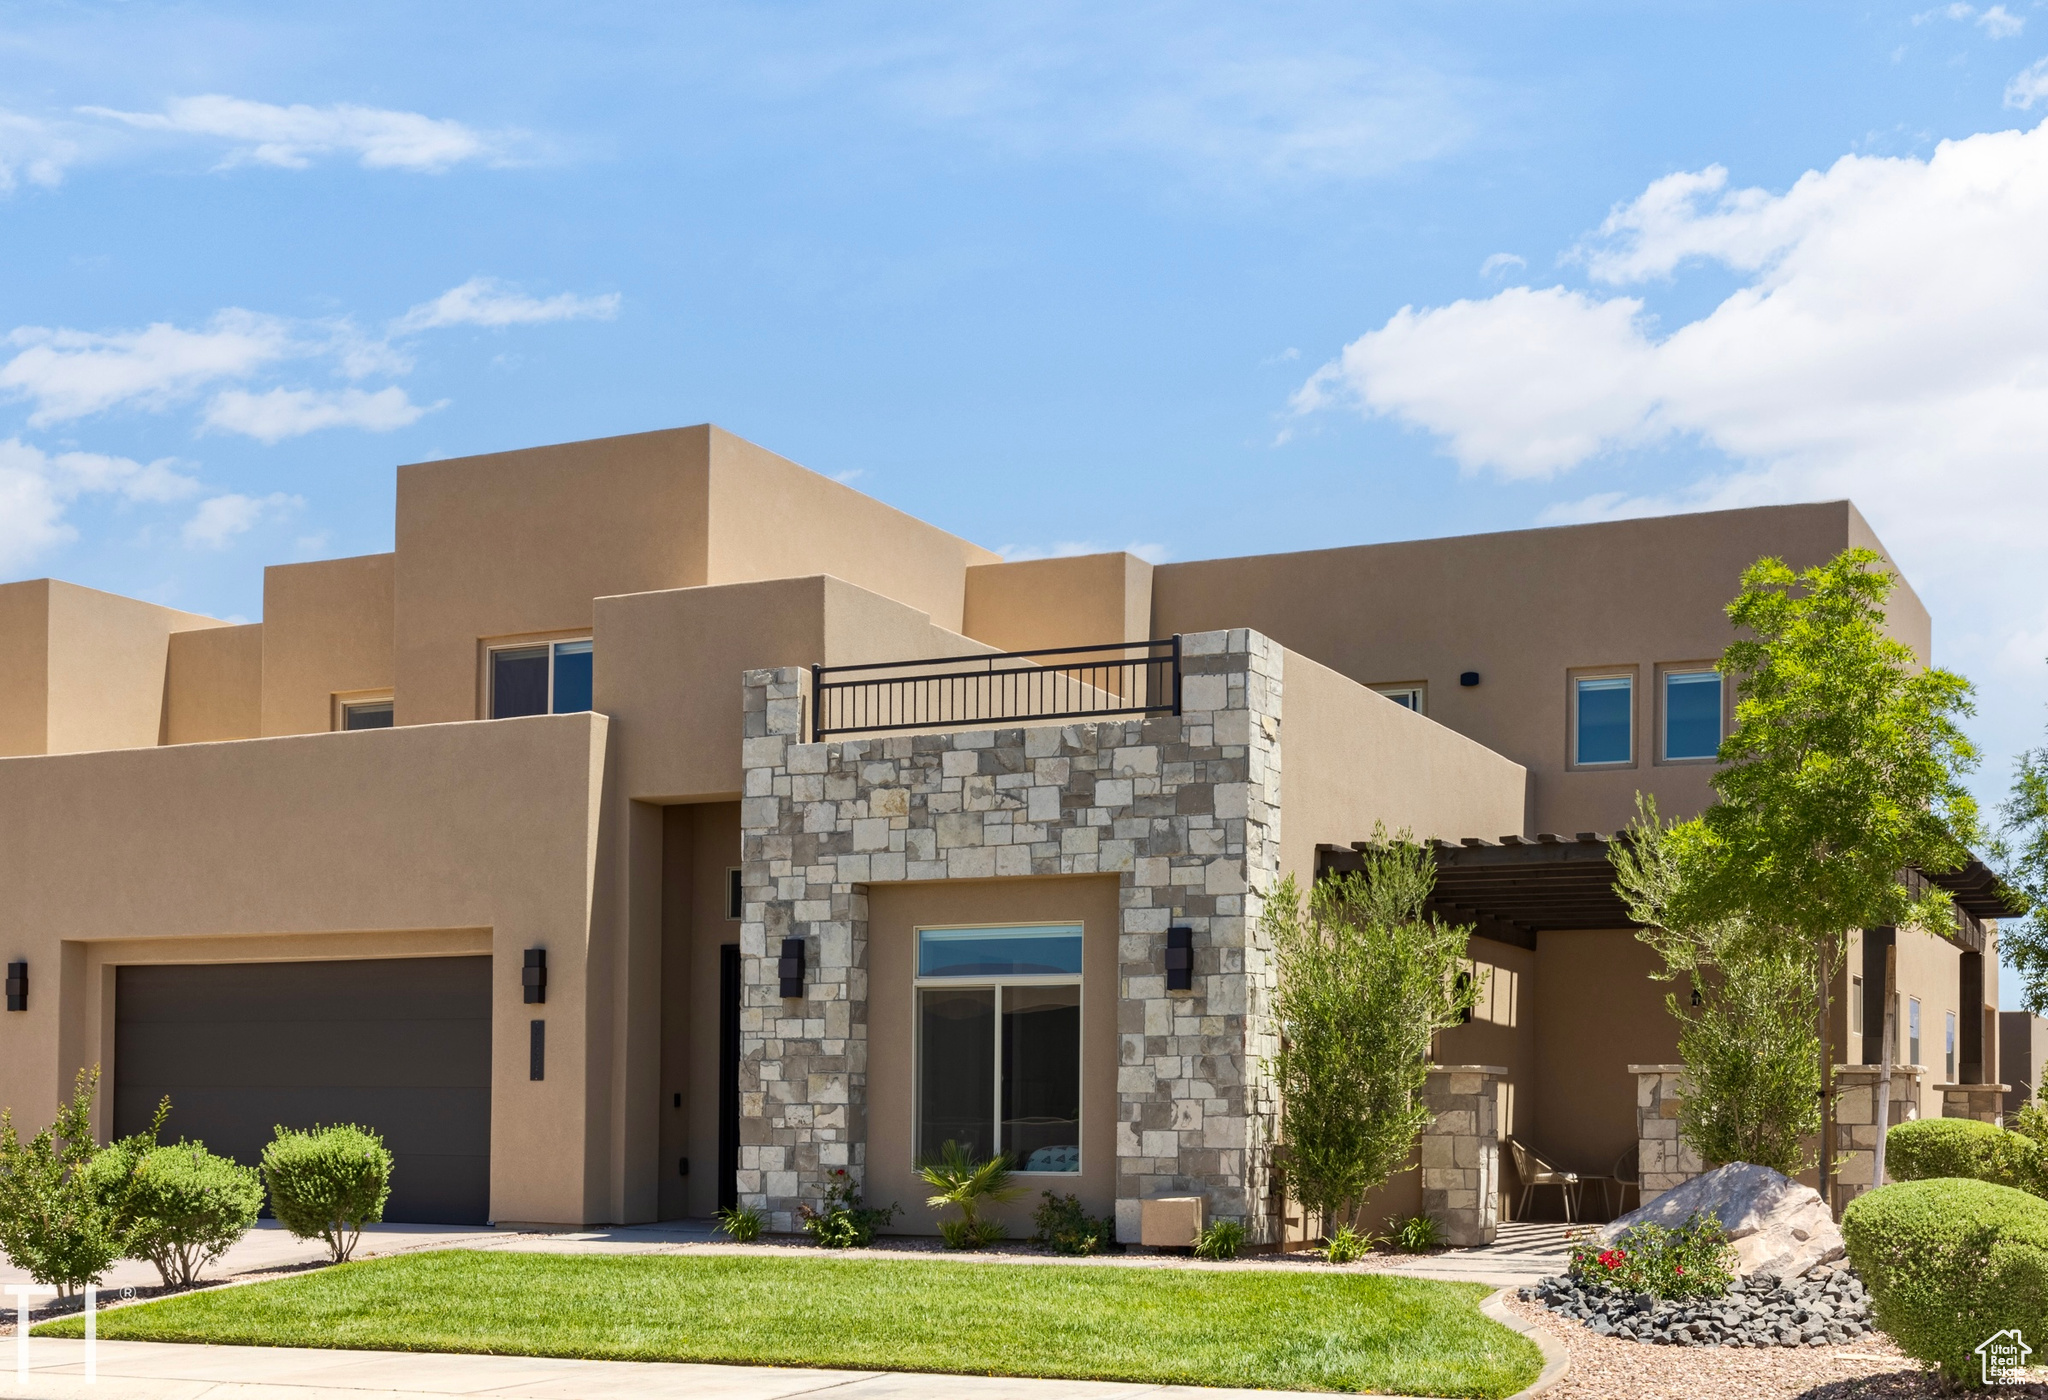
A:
[
  {"xmin": 1324, "ymin": 1224, "xmax": 1372, "ymax": 1263},
  {"xmin": 0, "ymin": 1068, "xmax": 127, "ymax": 1297},
  {"xmin": 1843, "ymin": 1178, "xmax": 2048, "ymax": 1388},
  {"xmin": 713, "ymin": 1205, "xmax": 763, "ymax": 1242},
  {"xmin": 798, "ymin": 1167, "xmax": 897, "ymax": 1249},
  {"xmin": 1031, "ymin": 1191, "xmax": 1112, "ymax": 1256},
  {"xmin": 917, "ymin": 1140, "xmax": 1020, "ymax": 1250},
  {"xmin": 1195, "ymin": 1218, "xmax": 1245, "ymax": 1260},
  {"xmin": 1569, "ymin": 1214, "xmax": 1734, "ymax": 1300},
  {"xmin": 89, "ymin": 1139, "xmax": 262, "ymax": 1286},
  {"xmin": 1888, "ymin": 1117, "xmax": 2043, "ymax": 1195},
  {"xmin": 261, "ymin": 1124, "xmax": 392, "ymax": 1263},
  {"xmin": 1387, "ymin": 1213, "xmax": 1445, "ymax": 1253}
]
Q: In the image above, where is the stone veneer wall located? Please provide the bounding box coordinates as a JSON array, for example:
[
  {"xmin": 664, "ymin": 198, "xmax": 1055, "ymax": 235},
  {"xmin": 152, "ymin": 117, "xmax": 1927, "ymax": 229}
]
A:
[
  {"xmin": 1835, "ymin": 1063, "xmax": 1924, "ymax": 1213},
  {"xmin": 734, "ymin": 629, "xmax": 1285, "ymax": 1241},
  {"xmin": 1420, "ymin": 1065, "xmax": 1505, "ymax": 1246},
  {"xmin": 1937, "ymin": 1080, "xmax": 2009, "ymax": 1127},
  {"xmin": 1631, "ymin": 1064, "xmax": 1705, "ymax": 1203}
]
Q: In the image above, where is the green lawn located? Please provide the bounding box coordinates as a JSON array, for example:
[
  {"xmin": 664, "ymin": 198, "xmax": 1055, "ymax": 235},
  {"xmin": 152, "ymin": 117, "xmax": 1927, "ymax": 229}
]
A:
[{"xmin": 39, "ymin": 1250, "xmax": 1541, "ymax": 1396}]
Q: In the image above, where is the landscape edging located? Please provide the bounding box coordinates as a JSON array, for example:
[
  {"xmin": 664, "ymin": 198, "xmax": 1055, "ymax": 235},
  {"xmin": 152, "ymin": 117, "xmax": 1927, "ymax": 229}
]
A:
[{"xmin": 1483, "ymin": 1287, "xmax": 1571, "ymax": 1400}]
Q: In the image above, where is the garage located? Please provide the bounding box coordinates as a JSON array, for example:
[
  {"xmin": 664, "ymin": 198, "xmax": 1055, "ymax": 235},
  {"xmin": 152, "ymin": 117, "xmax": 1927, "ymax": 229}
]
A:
[{"xmin": 113, "ymin": 956, "xmax": 492, "ymax": 1225}]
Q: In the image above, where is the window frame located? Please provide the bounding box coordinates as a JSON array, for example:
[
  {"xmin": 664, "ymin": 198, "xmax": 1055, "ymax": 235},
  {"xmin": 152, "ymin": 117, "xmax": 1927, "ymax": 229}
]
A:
[
  {"xmin": 911, "ymin": 921, "xmax": 1085, "ymax": 1176},
  {"xmin": 332, "ymin": 691, "xmax": 395, "ymax": 732},
  {"xmin": 1909, "ymin": 996, "xmax": 1922, "ymax": 1067},
  {"xmin": 1946, "ymin": 1010, "xmax": 1957, "ymax": 1081},
  {"xmin": 485, "ymin": 635, "xmax": 594, "ymax": 720},
  {"xmin": 1568, "ymin": 668, "xmax": 1638, "ymax": 769},
  {"xmin": 1370, "ymin": 682, "xmax": 1427, "ymax": 715},
  {"xmin": 1657, "ymin": 664, "xmax": 1725, "ymax": 765}
]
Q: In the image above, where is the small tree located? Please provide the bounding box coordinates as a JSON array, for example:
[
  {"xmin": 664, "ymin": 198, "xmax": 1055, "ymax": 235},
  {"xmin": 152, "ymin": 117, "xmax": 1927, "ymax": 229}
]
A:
[
  {"xmin": 1648, "ymin": 549, "xmax": 1980, "ymax": 1202},
  {"xmin": 1266, "ymin": 835, "xmax": 1477, "ymax": 1235},
  {"xmin": 91, "ymin": 1139, "xmax": 264, "ymax": 1287},
  {"xmin": 261, "ymin": 1124, "xmax": 393, "ymax": 1263},
  {"xmin": 0, "ymin": 1068, "xmax": 126, "ymax": 1296},
  {"xmin": 918, "ymin": 1140, "xmax": 1021, "ymax": 1249},
  {"xmin": 1617, "ymin": 801, "xmax": 1821, "ymax": 1176}
]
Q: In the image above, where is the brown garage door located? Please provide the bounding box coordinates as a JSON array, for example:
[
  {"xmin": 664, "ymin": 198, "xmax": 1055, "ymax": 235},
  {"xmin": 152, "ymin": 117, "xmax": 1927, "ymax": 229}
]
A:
[{"xmin": 114, "ymin": 957, "xmax": 492, "ymax": 1225}]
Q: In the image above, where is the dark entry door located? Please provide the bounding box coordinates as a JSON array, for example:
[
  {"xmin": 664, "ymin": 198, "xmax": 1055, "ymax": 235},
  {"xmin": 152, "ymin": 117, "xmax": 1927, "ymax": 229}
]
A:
[
  {"xmin": 114, "ymin": 956, "xmax": 492, "ymax": 1224},
  {"xmin": 718, "ymin": 943, "xmax": 740, "ymax": 1212}
]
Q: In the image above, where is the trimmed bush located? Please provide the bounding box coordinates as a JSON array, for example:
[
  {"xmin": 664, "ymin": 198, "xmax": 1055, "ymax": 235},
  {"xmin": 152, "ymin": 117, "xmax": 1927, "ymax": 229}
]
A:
[
  {"xmin": 1887, "ymin": 1117, "xmax": 2043, "ymax": 1194},
  {"xmin": 1842, "ymin": 1177, "xmax": 2048, "ymax": 1387},
  {"xmin": 261, "ymin": 1124, "xmax": 393, "ymax": 1263},
  {"xmin": 94, "ymin": 1142, "xmax": 262, "ymax": 1286}
]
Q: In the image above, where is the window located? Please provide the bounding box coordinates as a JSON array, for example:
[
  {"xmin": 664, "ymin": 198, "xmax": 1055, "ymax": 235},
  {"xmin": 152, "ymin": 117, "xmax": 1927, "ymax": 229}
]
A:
[
  {"xmin": 1573, "ymin": 674, "xmax": 1633, "ymax": 766},
  {"xmin": 1372, "ymin": 684, "xmax": 1426, "ymax": 714},
  {"xmin": 1850, "ymin": 975, "xmax": 1864, "ymax": 1038},
  {"xmin": 1946, "ymin": 1010, "xmax": 1957, "ymax": 1081},
  {"xmin": 1662, "ymin": 669, "xmax": 1723, "ymax": 762},
  {"xmin": 490, "ymin": 639, "xmax": 593, "ymax": 719},
  {"xmin": 915, "ymin": 924, "xmax": 1082, "ymax": 1173},
  {"xmin": 339, "ymin": 699, "xmax": 393, "ymax": 731},
  {"xmin": 726, "ymin": 868, "xmax": 743, "ymax": 922},
  {"xmin": 1909, "ymin": 997, "xmax": 1922, "ymax": 1067}
]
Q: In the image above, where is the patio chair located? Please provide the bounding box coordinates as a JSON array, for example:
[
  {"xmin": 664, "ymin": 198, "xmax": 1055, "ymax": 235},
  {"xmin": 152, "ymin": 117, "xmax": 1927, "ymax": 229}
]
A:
[
  {"xmin": 1602, "ymin": 1143, "xmax": 1640, "ymax": 1218},
  {"xmin": 1508, "ymin": 1137, "xmax": 1583, "ymax": 1224}
]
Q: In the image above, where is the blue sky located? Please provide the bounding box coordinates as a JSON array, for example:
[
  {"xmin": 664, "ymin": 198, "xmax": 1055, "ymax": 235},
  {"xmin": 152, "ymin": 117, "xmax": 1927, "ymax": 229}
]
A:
[{"xmin": 7, "ymin": 1, "xmax": 2048, "ymax": 822}]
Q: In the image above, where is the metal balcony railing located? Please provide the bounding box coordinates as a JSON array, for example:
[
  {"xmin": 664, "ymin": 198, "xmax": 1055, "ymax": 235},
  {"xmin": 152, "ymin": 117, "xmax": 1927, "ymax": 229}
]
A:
[{"xmin": 810, "ymin": 637, "xmax": 1182, "ymax": 741}]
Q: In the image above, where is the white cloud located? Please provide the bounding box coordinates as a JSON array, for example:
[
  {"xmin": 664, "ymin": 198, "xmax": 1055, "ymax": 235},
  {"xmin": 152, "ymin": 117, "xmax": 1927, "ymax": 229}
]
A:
[
  {"xmin": 0, "ymin": 438, "xmax": 202, "ymax": 573},
  {"xmin": 0, "ymin": 311, "xmax": 299, "ymax": 425},
  {"xmin": 181, "ymin": 491, "xmax": 301, "ymax": 549},
  {"xmin": 1479, "ymin": 252, "xmax": 1527, "ymax": 278},
  {"xmin": 391, "ymin": 278, "xmax": 620, "ymax": 335},
  {"xmin": 81, "ymin": 95, "xmax": 508, "ymax": 172},
  {"xmin": 1293, "ymin": 116, "xmax": 2048, "ymax": 785},
  {"xmin": 202, "ymin": 386, "xmax": 438, "ymax": 443},
  {"xmin": 2010, "ymin": 57, "xmax": 2048, "ymax": 109},
  {"xmin": 0, "ymin": 110, "xmax": 79, "ymax": 193},
  {"xmin": 1916, "ymin": 2, "xmax": 2025, "ymax": 35}
]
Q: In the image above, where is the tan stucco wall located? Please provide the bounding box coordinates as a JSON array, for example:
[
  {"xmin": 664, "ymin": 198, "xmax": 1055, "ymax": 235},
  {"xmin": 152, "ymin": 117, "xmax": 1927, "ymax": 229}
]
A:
[
  {"xmin": 962, "ymin": 552, "xmax": 1154, "ymax": 655},
  {"xmin": 37, "ymin": 581, "xmax": 225, "ymax": 756},
  {"xmin": 164, "ymin": 624, "xmax": 263, "ymax": 744},
  {"xmin": 0, "ymin": 714, "xmax": 612, "ymax": 1225},
  {"xmin": 0, "ymin": 580, "xmax": 52, "ymax": 757},
  {"xmin": 1531, "ymin": 929, "xmax": 1678, "ymax": 1181},
  {"xmin": 1154, "ymin": 501, "xmax": 1924, "ymax": 836},
  {"xmin": 706, "ymin": 428, "xmax": 998, "ymax": 635},
  {"xmin": 261, "ymin": 554, "xmax": 395, "ymax": 736},
  {"xmin": 866, "ymin": 876, "xmax": 1120, "ymax": 1236},
  {"xmin": 1278, "ymin": 647, "xmax": 1528, "ymax": 882}
]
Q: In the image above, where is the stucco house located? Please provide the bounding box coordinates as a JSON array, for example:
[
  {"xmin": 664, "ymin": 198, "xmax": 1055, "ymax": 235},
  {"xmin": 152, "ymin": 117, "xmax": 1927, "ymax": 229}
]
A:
[{"xmin": 0, "ymin": 425, "xmax": 2012, "ymax": 1240}]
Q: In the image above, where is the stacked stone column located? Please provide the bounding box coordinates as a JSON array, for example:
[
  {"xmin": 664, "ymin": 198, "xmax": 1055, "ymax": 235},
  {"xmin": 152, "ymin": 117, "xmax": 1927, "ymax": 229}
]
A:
[
  {"xmin": 1937, "ymin": 1080, "xmax": 2009, "ymax": 1126},
  {"xmin": 1630, "ymin": 1064, "xmax": 1703, "ymax": 1203},
  {"xmin": 1420, "ymin": 1065, "xmax": 1505, "ymax": 1245},
  {"xmin": 1834, "ymin": 1064, "xmax": 1923, "ymax": 1213}
]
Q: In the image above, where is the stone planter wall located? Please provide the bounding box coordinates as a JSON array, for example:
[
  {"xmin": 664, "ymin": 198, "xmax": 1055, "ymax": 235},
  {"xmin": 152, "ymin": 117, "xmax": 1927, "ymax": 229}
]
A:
[
  {"xmin": 1630, "ymin": 1064, "xmax": 1703, "ymax": 1203},
  {"xmin": 734, "ymin": 629, "xmax": 1286, "ymax": 1241},
  {"xmin": 1937, "ymin": 1080, "xmax": 2009, "ymax": 1127},
  {"xmin": 1421, "ymin": 1065, "xmax": 1506, "ymax": 1246},
  {"xmin": 1834, "ymin": 1063, "xmax": 1923, "ymax": 1214}
]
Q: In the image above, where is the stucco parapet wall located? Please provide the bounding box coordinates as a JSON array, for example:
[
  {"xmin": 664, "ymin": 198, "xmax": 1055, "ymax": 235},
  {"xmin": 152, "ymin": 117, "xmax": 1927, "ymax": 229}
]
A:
[{"xmin": 735, "ymin": 628, "xmax": 1285, "ymax": 1241}]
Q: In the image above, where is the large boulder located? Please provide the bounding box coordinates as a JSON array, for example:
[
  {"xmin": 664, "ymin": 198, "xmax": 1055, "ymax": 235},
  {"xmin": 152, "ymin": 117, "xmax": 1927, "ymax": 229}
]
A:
[{"xmin": 1599, "ymin": 1162, "xmax": 1844, "ymax": 1279}]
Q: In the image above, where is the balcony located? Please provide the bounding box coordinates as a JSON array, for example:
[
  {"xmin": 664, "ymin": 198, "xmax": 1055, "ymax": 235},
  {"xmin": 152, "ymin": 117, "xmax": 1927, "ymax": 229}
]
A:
[{"xmin": 810, "ymin": 637, "xmax": 1181, "ymax": 741}]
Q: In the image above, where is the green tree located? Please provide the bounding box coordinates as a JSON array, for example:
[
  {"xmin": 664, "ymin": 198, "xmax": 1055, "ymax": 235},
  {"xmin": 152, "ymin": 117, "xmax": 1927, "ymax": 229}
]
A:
[
  {"xmin": 0, "ymin": 1067, "xmax": 127, "ymax": 1296},
  {"xmin": 1640, "ymin": 548, "xmax": 1980, "ymax": 1201},
  {"xmin": 1992, "ymin": 744, "xmax": 2048, "ymax": 1011},
  {"xmin": 1617, "ymin": 801, "xmax": 1822, "ymax": 1176},
  {"xmin": 1266, "ymin": 836, "xmax": 1477, "ymax": 1235}
]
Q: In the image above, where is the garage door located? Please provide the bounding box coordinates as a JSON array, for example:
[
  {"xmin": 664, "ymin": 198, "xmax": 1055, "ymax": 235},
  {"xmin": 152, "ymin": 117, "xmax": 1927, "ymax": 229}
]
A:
[{"xmin": 114, "ymin": 957, "xmax": 492, "ymax": 1225}]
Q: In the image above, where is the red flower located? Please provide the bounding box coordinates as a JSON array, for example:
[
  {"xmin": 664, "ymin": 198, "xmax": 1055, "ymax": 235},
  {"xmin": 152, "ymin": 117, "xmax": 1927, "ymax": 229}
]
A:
[
  {"xmin": 1597, "ymin": 1249, "xmax": 1626, "ymax": 1269},
  {"xmin": 1675, "ymin": 1266, "xmax": 1684, "ymax": 1275}
]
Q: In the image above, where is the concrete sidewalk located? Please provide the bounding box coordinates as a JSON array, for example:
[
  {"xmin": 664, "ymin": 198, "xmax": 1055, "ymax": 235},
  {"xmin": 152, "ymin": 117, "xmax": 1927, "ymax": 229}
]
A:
[{"xmin": 0, "ymin": 1339, "xmax": 1318, "ymax": 1399}]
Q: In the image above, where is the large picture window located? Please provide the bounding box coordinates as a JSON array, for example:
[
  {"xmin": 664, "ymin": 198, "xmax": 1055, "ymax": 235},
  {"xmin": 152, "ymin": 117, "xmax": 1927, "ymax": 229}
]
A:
[{"xmin": 915, "ymin": 924, "xmax": 1081, "ymax": 1174}]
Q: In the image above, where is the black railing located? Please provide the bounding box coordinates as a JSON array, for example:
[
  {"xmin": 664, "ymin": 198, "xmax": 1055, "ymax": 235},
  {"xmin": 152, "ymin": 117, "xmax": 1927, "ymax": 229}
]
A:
[{"xmin": 811, "ymin": 637, "xmax": 1181, "ymax": 741}]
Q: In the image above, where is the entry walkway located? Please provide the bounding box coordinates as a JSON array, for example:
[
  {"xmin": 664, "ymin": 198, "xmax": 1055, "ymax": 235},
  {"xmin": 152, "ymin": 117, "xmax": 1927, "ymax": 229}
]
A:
[{"xmin": 1360, "ymin": 1221, "xmax": 1579, "ymax": 1288}]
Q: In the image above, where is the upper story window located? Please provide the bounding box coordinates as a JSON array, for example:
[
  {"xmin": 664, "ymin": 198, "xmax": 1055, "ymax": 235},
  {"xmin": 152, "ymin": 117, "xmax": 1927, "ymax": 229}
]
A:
[
  {"xmin": 1572, "ymin": 674, "xmax": 1634, "ymax": 766},
  {"xmin": 490, "ymin": 639, "xmax": 593, "ymax": 719},
  {"xmin": 1372, "ymin": 683, "xmax": 1426, "ymax": 714},
  {"xmin": 1661, "ymin": 669, "xmax": 1723, "ymax": 762},
  {"xmin": 1909, "ymin": 996, "xmax": 1922, "ymax": 1066},
  {"xmin": 915, "ymin": 924, "xmax": 1082, "ymax": 1174},
  {"xmin": 339, "ymin": 698, "xmax": 394, "ymax": 731}
]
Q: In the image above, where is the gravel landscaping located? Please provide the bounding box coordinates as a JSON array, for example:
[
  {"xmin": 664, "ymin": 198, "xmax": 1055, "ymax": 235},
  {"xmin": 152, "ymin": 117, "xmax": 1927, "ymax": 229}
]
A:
[{"xmin": 1520, "ymin": 1261, "xmax": 1876, "ymax": 1347}]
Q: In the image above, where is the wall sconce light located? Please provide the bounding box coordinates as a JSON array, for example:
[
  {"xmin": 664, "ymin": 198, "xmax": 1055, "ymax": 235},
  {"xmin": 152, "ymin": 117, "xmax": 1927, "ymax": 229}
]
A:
[
  {"xmin": 1165, "ymin": 927, "xmax": 1193, "ymax": 992},
  {"xmin": 779, "ymin": 937, "xmax": 806, "ymax": 998},
  {"xmin": 1460, "ymin": 671, "xmax": 1481, "ymax": 688},
  {"xmin": 4, "ymin": 961, "xmax": 24, "ymax": 1012},
  {"xmin": 523, "ymin": 949, "xmax": 547, "ymax": 1005}
]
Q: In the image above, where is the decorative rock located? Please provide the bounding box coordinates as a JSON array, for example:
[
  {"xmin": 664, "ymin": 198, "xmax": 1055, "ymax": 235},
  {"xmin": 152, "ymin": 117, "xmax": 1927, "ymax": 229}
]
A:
[
  {"xmin": 1518, "ymin": 1263, "xmax": 1873, "ymax": 1348},
  {"xmin": 1598, "ymin": 1161, "xmax": 1844, "ymax": 1279}
]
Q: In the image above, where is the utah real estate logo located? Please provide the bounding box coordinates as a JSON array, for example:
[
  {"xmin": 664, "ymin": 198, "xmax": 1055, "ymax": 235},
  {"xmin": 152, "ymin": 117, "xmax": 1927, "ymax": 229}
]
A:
[{"xmin": 1978, "ymin": 1329, "xmax": 2033, "ymax": 1386}]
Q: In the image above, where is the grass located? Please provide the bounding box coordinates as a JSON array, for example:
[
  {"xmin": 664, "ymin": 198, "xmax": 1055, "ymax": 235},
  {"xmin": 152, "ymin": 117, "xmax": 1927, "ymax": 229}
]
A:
[{"xmin": 39, "ymin": 1249, "xmax": 1542, "ymax": 1397}]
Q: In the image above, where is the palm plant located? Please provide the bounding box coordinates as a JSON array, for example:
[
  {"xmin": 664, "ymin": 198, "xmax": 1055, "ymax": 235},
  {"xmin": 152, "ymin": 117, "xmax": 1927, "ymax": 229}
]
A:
[{"xmin": 917, "ymin": 1140, "xmax": 1021, "ymax": 1249}]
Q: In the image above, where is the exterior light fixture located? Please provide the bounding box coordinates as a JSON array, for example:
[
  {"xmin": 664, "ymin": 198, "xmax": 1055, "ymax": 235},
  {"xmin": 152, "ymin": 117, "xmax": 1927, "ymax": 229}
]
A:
[
  {"xmin": 4, "ymin": 962, "xmax": 24, "ymax": 1012},
  {"xmin": 779, "ymin": 937, "xmax": 806, "ymax": 998},
  {"xmin": 523, "ymin": 949, "xmax": 547, "ymax": 1005},
  {"xmin": 1165, "ymin": 927, "xmax": 1194, "ymax": 992},
  {"xmin": 1460, "ymin": 671, "xmax": 1481, "ymax": 687}
]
